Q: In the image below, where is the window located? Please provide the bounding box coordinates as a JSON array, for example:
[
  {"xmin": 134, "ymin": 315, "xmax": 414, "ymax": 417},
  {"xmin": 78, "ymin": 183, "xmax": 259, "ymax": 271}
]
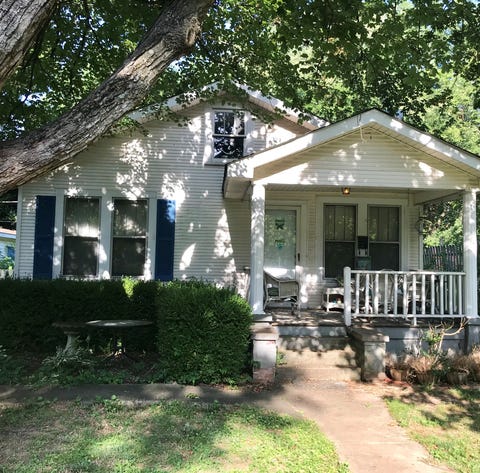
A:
[
  {"xmin": 112, "ymin": 199, "xmax": 147, "ymax": 277},
  {"xmin": 63, "ymin": 197, "xmax": 100, "ymax": 276},
  {"xmin": 213, "ymin": 110, "xmax": 245, "ymax": 159},
  {"xmin": 6, "ymin": 246, "xmax": 14, "ymax": 259},
  {"xmin": 324, "ymin": 205, "xmax": 356, "ymax": 279},
  {"xmin": 368, "ymin": 206, "xmax": 400, "ymax": 270}
]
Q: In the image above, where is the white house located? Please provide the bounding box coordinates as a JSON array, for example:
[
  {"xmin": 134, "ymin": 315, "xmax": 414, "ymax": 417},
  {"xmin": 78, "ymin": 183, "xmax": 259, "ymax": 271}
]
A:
[
  {"xmin": 13, "ymin": 86, "xmax": 480, "ymax": 340},
  {"xmin": 0, "ymin": 227, "xmax": 15, "ymax": 261}
]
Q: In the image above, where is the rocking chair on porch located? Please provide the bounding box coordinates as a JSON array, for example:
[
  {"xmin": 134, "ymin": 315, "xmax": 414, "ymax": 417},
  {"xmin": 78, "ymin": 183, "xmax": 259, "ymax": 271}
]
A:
[{"xmin": 264, "ymin": 271, "xmax": 300, "ymax": 315}]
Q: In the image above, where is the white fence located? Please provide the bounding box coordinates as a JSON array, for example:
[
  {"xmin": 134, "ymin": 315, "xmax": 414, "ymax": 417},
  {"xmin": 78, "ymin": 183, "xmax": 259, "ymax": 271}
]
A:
[{"xmin": 343, "ymin": 267, "xmax": 466, "ymax": 326}]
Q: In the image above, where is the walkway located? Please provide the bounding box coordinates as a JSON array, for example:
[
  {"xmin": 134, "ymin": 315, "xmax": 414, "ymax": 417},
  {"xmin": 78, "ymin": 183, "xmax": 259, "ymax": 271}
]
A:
[{"xmin": 0, "ymin": 379, "xmax": 452, "ymax": 473}]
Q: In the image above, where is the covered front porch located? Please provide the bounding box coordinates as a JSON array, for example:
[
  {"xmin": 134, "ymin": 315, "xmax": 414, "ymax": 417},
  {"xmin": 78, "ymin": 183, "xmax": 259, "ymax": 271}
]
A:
[{"xmin": 224, "ymin": 109, "xmax": 480, "ymax": 345}]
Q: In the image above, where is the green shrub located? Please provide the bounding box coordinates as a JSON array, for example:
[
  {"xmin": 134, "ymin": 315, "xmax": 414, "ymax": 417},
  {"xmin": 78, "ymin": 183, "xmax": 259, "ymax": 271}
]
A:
[
  {"xmin": 0, "ymin": 278, "xmax": 253, "ymax": 385},
  {"xmin": 0, "ymin": 256, "xmax": 14, "ymax": 270},
  {"xmin": 118, "ymin": 278, "xmax": 158, "ymax": 352},
  {"xmin": 0, "ymin": 279, "xmax": 154, "ymax": 352},
  {"xmin": 155, "ymin": 280, "xmax": 253, "ymax": 384}
]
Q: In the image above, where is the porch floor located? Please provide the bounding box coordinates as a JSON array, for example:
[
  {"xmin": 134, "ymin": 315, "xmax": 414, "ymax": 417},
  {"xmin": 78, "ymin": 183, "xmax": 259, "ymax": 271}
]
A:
[{"xmin": 268, "ymin": 308, "xmax": 416, "ymax": 328}]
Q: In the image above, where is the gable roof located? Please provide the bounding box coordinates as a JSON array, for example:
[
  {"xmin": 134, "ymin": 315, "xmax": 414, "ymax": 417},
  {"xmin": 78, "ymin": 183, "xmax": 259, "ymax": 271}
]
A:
[
  {"xmin": 130, "ymin": 82, "xmax": 327, "ymax": 131},
  {"xmin": 223, "ymin": 108, "xmax": 480, "ymax": 199}
]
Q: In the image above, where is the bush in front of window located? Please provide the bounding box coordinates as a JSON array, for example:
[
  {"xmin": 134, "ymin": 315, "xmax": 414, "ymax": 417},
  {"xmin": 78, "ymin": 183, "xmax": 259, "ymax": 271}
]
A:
[{"xmin": 156, "ymin": 280, "xmax": 253, "ymax": 385}]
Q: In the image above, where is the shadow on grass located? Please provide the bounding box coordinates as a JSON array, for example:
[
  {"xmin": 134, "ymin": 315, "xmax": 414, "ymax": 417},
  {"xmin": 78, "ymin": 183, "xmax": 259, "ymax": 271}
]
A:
[
  {"xmin": 384, "ymin": 384, "xmax": 480, "ymax": 433},
  {"xmin": 0, "ymin": 397, "xmax": 344, "ymax": 473}
]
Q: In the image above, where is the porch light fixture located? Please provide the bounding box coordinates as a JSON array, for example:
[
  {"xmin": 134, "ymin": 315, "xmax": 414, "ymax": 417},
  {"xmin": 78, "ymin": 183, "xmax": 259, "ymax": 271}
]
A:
[{"xmin": 342, "ymin": 187, "xmax": 351, "ymax": 196}]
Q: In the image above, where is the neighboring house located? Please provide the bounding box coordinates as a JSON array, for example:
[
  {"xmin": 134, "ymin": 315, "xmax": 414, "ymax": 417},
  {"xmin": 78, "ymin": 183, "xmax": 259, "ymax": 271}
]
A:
[
  {"xmin": 13, "ymin": 85, "xmax": 480, "ymax": 341},
  {"xmin": 0, "ymin": 227, "xmax": 15, "ymax": 262}
]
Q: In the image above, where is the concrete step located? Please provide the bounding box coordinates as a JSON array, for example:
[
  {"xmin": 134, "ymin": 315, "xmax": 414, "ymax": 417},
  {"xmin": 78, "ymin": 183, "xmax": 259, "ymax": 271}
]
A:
[
  {"xmin": 278, "ymin": 335, "xmax": 348, "ymax": 351},
  {"xmin": 275, "ymin": 324, "xmax": 347, "ymax": 338},
  {"xmin": 276, "ymin": 343, "xmax": 361, "ymax": 382}
]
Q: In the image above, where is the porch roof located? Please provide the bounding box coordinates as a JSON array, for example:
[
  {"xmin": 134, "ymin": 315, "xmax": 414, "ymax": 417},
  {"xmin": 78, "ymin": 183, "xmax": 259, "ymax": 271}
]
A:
[{"xmin": 223, "ymin": 109, "xmax": 480, "ymax": 200}]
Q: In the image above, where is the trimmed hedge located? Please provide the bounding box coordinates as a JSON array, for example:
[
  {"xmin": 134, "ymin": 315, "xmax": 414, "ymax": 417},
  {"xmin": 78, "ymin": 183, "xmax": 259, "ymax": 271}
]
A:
[
  {"xmin": 155, "ymin": 280, "xmax": 253, "ymax": 384},
  {"xmin": 0, "ymin": 279, "xmax": 156, "ymax": 351},
  {"xmin": 0, "ymin": 279, "xmax": 253, "ymax": 384}
]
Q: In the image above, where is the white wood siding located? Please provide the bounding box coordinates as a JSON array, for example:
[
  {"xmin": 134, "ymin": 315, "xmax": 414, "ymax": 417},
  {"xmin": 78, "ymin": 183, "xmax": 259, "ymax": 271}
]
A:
[
  {"xmin": 16, "ymin": 105, "xmax": 451, "ymax": 308},
  {"xmin": 16, "ymin": 101, "xmax": 303, "ymax": 288},
  {"xmin": 259, "ymin": 128, "xmax": 476, "ymax": 190}
]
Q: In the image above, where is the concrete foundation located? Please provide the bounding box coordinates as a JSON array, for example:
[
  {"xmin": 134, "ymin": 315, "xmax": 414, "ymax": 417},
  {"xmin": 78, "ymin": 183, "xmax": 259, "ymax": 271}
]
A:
[
  {"xmin": 251, "ymin": 324, "xmax": 278, "ymax": 384},
  {"xmin": 348, "ymin": 326, "xmax": 389, "ymax": 381}
]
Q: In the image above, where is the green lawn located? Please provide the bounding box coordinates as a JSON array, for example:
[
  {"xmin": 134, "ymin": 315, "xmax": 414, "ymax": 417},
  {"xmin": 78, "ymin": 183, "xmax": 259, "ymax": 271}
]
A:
[
  {"xmin": 385, "ymin": 387, "xmax": 480, "ymax": 473},
  {"xmin": 0, "ymin": 397, "xmax": 349, "ymax": 473}
]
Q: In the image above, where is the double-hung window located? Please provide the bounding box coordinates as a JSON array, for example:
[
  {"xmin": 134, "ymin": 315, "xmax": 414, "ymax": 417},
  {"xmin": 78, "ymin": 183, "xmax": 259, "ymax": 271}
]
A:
[
  {"xmin": 368, "ymin": 206, "xmax": 400, "ymax": 270},
  {"xmin": 112, "ymin": 199, "xmax": 147, "ymax": 277},
  {"xmin": 63, "ymin": 197, "xmax": 100, "ymax": 276},
  {"xmin": 324, "ymin": 205, "xmax": 356, "ymax": 279},
  {"xmin": 213, "ymin": 110, "xmax": 245, "ymax": 159}
]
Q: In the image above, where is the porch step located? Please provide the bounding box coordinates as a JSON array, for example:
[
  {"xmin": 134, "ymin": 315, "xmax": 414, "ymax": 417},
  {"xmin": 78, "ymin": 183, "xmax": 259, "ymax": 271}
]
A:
[
  {"xmin": 278, "ymin": 335, "xmax": 348, "ymax": 351},
  {"xmin": 275, "ymin": 324, "xmax": 348, "ymax": 338},
  {"xmin": 276, "ymin": 340, "xmax": 361, "ymax": 382}
]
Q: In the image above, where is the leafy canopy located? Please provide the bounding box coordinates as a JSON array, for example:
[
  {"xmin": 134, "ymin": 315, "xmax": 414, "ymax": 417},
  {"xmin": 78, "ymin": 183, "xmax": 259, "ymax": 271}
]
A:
[{"xmin": 1, "ymin": 0, "xmax": 479, "ymax": 142}]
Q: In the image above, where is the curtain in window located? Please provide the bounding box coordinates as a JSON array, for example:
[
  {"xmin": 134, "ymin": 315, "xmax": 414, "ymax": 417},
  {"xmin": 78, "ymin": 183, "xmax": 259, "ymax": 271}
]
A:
[
  {"xmin": 63, "ymin": 198, "xmax": 100, "ymax": 276},
  {"xmin": 112, "ymin": 199, "xmax": 147, "ymax": 277}
]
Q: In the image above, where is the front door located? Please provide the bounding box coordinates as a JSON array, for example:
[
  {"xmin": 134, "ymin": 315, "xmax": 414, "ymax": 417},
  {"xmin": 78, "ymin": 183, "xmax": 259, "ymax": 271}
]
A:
[{"xmin": 264, "ymin": 208, "xmax": 298, "ymax": 278}]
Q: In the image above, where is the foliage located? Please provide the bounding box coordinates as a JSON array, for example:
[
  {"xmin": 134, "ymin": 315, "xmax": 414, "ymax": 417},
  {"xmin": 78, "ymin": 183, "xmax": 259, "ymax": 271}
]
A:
[
  {"xmin": 419, "ymin": 72, "xmax": 480, "ymax": 155},
  {"xmin": 0, "ymin": 278, "xmax": 254, "ymax": 386},
  {"xmin": 0, "ymin": 256, "xmax": 14, "ymax": 270},
  {"xmin": 0, "ymin": 347, "xmax": 36, "ymax": 384},
  {"xmin": 0, "ymin": 400, "xmax": 349, "ymax": 472},
  {"xmin": 156, "ymin": 280, "xmax": 253, "ymax": 384},
  {"xmin": 41, "ymin": 345, "xmax": 95, "ymax": 373},
  {"xmin": 0, "ymin": 278, "xmax": 152, "ymax": 351},
  {"xmin": 0, "ymin": 1, "xmax": 168, "ymax": 140},
  {"xmin": 179, "ymin": 0, "xmax": 480, "ymax": 124},
  {"xmin": 1, "ymin": 0, "xmax": 480, "ymax": 142}
]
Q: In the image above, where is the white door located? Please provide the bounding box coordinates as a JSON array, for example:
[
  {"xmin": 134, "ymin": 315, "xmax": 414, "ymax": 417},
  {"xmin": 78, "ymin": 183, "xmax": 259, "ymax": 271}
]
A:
[{"xmin": 264, "ymin": 208, "xmax": 298, "ymax": 278}]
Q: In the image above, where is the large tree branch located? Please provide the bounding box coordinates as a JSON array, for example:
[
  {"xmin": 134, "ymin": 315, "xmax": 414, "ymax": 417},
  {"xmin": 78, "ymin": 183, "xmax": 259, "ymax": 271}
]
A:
[
  {"xmin": 0, "ymin": 0, "xmax": 57, "ymax": 89},
  {"xmin": 0, "ymin": 0, "xmax": 214, "ymax": 195}
]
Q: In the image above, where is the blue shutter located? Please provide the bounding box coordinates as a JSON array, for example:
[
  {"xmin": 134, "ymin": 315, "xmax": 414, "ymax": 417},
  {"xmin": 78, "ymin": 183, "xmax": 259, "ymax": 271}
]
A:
[
  {"xmin": 33, "ymin": 195, "xmax": 56, "ymax": 279},
  {"xmin": 155, "ymin": 199, "xmax": 175, "ymax": 281}
]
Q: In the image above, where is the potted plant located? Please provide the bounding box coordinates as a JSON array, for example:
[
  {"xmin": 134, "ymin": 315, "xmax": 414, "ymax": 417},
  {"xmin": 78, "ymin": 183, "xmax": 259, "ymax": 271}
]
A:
[
  {"xmin": 385, "ymin": 353, "xmax": 411, "ymax": 382},
  {"xmin": 465, "ymin": 347, "xmax": 480, "ymax": 382},
  {"xmin": 410, "ymin": 354, "xmax": 437, "ymax": 385},
  {"xmin": 446, "ymin": 354, "xmax": 470, "ymax": 385}
]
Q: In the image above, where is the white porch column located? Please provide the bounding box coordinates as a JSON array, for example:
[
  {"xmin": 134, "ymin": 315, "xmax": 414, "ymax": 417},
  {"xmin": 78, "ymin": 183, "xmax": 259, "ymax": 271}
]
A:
[
  {"xmin": 250, "ymin": 183, "xmax": 270, "ymax": 321},
  {"xmin": 463, "ymin": 189, "xmax": 478, "ymax": 317}
]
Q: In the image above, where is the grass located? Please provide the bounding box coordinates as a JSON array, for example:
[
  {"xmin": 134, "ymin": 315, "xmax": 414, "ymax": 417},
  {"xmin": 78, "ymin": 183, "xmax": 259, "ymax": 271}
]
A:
[
  {"xmin": 0, "ymin": 398, "xmax": 350, "ymax": 473},
  {"xmin": 385, "ymin": 386, "xmax": 480, "ymax": 473}
]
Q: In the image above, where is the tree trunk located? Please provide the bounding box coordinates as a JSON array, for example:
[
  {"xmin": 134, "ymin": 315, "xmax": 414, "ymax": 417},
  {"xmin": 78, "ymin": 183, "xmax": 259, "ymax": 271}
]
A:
[
  {"xmin": 0, "ymin": 0, "xmax": 57, "ymax": 89},
  {"xmin": 0, "ymin": 0, "xmax": 214, "ymax": 195}
]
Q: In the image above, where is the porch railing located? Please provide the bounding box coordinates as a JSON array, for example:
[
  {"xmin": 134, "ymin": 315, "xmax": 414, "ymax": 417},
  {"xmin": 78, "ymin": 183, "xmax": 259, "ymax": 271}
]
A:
[{"xmin": 343, "ymin": 267, "xmax": 466, "ymax": 326}]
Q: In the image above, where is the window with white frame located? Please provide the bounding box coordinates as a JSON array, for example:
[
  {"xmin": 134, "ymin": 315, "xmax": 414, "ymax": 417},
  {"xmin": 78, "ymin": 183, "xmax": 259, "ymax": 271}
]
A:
[
  {"xmin": 63, "ymin": 197, "xmax": 100, "ymax": 276},
  {"xmin": 213, "ymin": 110, "xmax": 245, "ymax": 159},
  {"xmin": 111, "ymin": 199, "xmax": 148, "ymax": 277}
]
